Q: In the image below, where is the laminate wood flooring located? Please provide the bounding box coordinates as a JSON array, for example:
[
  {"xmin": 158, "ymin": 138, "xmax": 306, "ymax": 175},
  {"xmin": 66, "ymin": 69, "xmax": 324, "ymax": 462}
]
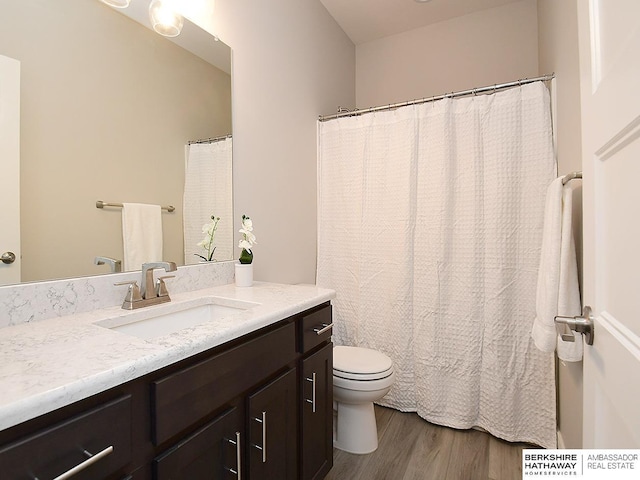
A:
[{"xmin": 325, "ymin": 406, "xmax": 532, "ymax": 480}]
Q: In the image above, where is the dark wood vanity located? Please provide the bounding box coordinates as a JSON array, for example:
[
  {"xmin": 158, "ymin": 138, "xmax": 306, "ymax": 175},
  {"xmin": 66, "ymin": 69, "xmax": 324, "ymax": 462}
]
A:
[{"xmin": 0, "ymin": 302, "xmax": 333, "ymax": 480}]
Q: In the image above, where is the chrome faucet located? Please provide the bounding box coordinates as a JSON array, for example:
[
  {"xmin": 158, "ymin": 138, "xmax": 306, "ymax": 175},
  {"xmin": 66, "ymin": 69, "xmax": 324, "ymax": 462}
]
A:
[
  {"xmin": 115, "ymin": 261, "xmax": 177, "ymax": 310},
  {"xmin": 141, "ymin": 261, "xmax": 177, "ymax": 299},
  {"xmin": 94, "ymin": 256, "xmax": 122, "ymax": 273}
]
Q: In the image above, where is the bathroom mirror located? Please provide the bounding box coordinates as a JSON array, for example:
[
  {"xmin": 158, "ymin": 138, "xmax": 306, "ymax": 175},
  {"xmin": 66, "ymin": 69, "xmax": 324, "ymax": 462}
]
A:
[{"xmin": 0, "ymin": 0, "xmax": 233, "ymax": 286}]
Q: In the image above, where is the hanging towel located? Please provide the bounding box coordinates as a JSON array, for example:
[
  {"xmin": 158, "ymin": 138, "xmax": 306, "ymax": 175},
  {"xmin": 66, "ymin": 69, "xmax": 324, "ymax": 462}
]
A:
[
  {"xmin": 556, "ymin": 186, "xmax": 583, "ymax": 361},
  {"xmin": 532, "ymin": 177, "xmax": 583, "ymax": 361},
  {"xmin": 122, "ymin": 203, "xmax": 163, "ymax": 271}
]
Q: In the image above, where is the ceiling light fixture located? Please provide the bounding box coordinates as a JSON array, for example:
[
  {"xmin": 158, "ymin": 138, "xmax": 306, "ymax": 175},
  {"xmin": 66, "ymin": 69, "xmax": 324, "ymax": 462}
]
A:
[
  {"xmin": 99, "ymin": 0, "xmax": 131, "ymax": 8},
  {"xmin": 149, "ymin": 0, "xmax": 184, "ymax": 37}
]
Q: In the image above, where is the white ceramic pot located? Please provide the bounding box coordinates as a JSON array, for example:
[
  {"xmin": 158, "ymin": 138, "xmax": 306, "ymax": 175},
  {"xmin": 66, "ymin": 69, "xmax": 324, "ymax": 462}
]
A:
[{"xmin": 235, "ymin": 263, "xmax": 253, "ymax": 287}]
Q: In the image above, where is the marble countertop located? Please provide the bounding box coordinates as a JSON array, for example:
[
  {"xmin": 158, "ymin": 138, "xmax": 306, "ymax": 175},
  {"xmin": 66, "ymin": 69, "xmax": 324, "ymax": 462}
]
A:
[{"xmin": 0, "ymin": 282, "xmax": 335, "ymax": 431}]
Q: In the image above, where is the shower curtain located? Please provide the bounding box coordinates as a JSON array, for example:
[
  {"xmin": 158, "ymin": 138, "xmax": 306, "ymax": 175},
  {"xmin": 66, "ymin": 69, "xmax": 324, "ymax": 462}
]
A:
[
  {"xmin": 317, "ymin": 82, "xmax": 557, "ymax": 448},
  {"xmin": 183, "ymin": 138, "xmax": 233, "ymax": 264}
]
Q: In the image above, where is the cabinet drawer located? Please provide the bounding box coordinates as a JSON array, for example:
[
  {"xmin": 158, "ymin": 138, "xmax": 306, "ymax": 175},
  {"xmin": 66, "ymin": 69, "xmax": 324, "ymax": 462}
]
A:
[
  {"xmin": 301, "ymin": 304, "xmax": 333, "ymax": 353},
  {"xmin": 0, "ymin": 395, "xmax": 132, "ymax": 480},
  {"xmin": 152, "ymin": 321, "xmax": 296, "ymax": 445}
]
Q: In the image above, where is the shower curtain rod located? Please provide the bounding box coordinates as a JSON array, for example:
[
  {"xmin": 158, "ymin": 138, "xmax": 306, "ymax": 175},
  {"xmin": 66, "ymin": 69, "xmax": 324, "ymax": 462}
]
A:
[
  {"xmin": 188, "ymin": 134, "xmax": 232, "ymax": 145},
  {"xmin": 318, "ymin": 73, "xmax": 555, "ymax": 122}
]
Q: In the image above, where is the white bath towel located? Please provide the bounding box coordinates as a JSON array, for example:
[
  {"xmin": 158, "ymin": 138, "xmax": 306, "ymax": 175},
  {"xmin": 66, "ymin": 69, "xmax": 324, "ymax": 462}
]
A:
[
  {"xmin": 556, "ymin": 186, "xmax": 583, "ymax": 361},
  {"xmin": 122, "ymin": 203, "xmax": 163, "ymax": 271},
  {"xmin": 532, "ymin": 178, "xmax": 583, "ymax": 361}
]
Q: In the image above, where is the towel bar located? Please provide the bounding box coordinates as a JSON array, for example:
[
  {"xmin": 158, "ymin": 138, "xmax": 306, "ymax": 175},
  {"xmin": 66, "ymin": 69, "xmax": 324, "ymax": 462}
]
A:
[
  {"xmin": 96, "ymin": 200, "xmax": 175, "ymax": 213},
  {"xmin": 561, "ymin": 171, "xmax": 582, "ymax": 185}
]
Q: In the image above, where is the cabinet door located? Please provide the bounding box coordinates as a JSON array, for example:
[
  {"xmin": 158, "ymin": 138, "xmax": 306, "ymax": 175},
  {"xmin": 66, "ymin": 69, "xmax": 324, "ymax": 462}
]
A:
[
  {"xmin": 154, "ymin": 406, "xmax": 243, "ymax": 480},
  {"xmin": 301, "ymin": 343, "xmax": 333, "ymax": 480},
  {"xmin": 247, "ymin": 368, "xmax": 297, "ymax": 480}
]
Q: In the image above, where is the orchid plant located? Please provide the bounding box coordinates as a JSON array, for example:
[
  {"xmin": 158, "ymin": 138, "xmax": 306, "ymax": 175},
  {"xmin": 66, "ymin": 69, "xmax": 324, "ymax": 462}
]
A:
[
  {"xmin": 195, "ymin": 215, "xmax": 220, "ymax": 262},
  {"xmin": 238, "ymin": 214, "xmax": 257, "ymax": 264}
]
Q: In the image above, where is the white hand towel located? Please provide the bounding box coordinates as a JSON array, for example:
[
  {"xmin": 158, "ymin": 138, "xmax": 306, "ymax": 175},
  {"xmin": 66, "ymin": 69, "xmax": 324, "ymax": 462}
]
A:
[
  {"xmin": 122, "ymin": 203, "xmax": 163, "ymax": 271},
  {"xmin": 531, "ymin": 178, "xmax": 583, "ymax": 360}
]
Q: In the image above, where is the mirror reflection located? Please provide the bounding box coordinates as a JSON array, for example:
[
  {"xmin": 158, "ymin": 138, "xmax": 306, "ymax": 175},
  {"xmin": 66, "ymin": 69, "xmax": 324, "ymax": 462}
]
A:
[{"xmin": 0, "ymin": 0, "xmax": 233, "ymax": 286}]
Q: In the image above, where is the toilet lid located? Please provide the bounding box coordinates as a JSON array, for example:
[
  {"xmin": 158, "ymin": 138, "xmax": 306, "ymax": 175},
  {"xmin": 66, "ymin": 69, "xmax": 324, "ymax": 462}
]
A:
[{"xmin": 333, "ymin": 346, "xmax": 393, "ymax": 380}]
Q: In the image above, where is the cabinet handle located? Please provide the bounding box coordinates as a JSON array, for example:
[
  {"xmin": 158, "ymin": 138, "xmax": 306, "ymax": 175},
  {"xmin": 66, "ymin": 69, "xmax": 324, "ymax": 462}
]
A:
[
  {"xmin": 313, "ymin": 322, "xmax": 333, "ymax": 336},
  {"xmin": 48, "ymin": 445, "xmax": 114, "ymax": 480},
  {"xmin": 226, "ymin": 432, "xmax": 242, "ymax": 479},
  {"xmin": 306, "ymin": 372, "xmax": 317, "ymax": 413},
  {"xmin": 252, "ymin": 411, "xmax": 267, "ymax": 463}
]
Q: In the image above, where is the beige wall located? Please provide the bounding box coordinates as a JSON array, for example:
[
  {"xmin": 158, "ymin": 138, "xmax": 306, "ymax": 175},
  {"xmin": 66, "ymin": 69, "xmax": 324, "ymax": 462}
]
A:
[
  {"xmin": 538, "ymin": 0, "xmax": 584, "ymax": 449},
  {"xmin": 355, "ymin": 0, "xmax": 539, "ymax": 108},
  {"xmin": 185, "ymin": 0, "xmax": 356, "ymax": 284},
  {"xmin": 1, "ymin": 0, "xmax": 231, "ymax": 282}
]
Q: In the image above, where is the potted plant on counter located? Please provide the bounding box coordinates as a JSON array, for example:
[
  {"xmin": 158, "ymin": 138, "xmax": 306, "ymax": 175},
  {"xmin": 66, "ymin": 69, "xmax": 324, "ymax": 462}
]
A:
[{"xmin": 235, "ymin": 214, "xmax": 257, "ymax": 286}]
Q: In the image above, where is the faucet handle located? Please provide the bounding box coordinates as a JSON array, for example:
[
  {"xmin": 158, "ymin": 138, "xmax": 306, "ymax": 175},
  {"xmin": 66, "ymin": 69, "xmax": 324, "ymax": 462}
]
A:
[
  {"xmin": 156, "ymin": 275, "xmax": 175, "ymax": 298},
  {"xmin": 114, "ymin": 280, "xmax": 143, "ymax": 308}
]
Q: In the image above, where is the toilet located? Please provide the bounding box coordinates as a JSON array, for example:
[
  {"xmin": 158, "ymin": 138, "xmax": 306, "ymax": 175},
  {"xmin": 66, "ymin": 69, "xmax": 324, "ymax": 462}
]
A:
[{"xmin": 333, "ymin": 346, "xmax": 395, "ymax": 454}]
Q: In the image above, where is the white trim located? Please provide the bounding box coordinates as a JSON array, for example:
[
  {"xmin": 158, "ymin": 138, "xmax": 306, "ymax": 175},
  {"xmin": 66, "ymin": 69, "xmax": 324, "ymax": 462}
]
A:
[{"xmin": 599, "ymin": 311, "xmax": 640, "ymax": 361}]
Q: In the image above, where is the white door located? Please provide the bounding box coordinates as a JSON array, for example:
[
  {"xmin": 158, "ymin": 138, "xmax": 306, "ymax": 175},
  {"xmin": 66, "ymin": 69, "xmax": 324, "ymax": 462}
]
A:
[
  {"xmin": 0, "ymin": 55, "xmax": 21, "ymax": 286},
  {"xmin": 577, "ymin": 0, "xmax": 640, "ymax": 448}
]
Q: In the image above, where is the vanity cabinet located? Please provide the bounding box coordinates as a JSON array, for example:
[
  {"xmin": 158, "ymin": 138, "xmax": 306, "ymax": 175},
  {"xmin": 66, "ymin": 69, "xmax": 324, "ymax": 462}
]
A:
[{"xmin": 0, "ymin": 301, "xmax": 333, "ymax": 480}]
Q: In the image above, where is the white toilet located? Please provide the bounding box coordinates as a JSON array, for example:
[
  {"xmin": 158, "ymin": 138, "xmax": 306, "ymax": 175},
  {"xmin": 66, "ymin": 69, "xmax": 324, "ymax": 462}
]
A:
[{"xmin": 333, "ymin": 345, "xmax": 395, "ymax": 454}]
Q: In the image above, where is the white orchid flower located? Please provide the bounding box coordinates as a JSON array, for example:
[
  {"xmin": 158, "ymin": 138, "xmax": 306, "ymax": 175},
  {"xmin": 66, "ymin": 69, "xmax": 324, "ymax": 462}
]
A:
[
  {"xmin": 242, "ymin": 217, "xmax": 253, "ymax": 231},
  {"xmin": 239, "ymin": 230, "xmax": 256, "ymax": 245},
  {"xmin": 238, "ymin": 239, "xmax": 253, "ymax": 252},
  {"xmin": 195, "ymin": 215, "xmax": 220, "ymax": 262},
  {"xmin": 238, "ymin": 214, "xmax": 257, "ymax": 264}
]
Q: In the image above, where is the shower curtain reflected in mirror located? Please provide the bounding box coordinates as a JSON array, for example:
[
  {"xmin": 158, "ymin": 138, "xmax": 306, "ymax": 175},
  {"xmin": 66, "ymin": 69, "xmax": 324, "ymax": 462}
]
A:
[
  {"xmin": 317, "ymin": 82, "xmax": 557, "ymax": 448},
  {"xmin": 183, "ymin": 137, "xmax": 233, "ymax": 264}
]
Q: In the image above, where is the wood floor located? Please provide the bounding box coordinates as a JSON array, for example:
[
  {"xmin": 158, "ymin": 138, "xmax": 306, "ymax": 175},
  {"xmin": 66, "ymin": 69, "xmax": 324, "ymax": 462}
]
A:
[{"xmin": 325, "ymin": 406, "xmax": 531, "ymax": 480}]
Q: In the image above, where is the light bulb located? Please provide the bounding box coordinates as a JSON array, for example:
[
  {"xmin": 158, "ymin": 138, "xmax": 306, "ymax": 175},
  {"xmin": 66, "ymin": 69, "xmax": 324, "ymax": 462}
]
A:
[{"xmin": 149, "ymin": 0, "xmax": 184, "ymax": 37}]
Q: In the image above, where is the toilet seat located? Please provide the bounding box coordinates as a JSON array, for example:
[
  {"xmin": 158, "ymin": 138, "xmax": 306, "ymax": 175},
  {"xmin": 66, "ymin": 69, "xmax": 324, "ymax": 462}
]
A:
[
  {"xmin": 333, "ymin": 346, "xmax": 394, "ymax": 381},
  {"xmin": 333, "ymin": 370, "xmax": 395, "ymax": 391}
]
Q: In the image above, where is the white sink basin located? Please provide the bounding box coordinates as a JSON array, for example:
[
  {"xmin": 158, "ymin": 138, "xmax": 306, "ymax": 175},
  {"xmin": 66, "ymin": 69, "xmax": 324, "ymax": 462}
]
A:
[{"xmin": 95, "ymin": 297, "xmax": 259, "ymax": 340}]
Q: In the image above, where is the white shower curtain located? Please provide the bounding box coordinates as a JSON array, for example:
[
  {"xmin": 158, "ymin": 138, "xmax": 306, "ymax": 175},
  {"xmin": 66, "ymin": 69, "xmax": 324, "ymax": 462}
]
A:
[
  {"xmin": 317, "ymin": 82, "xmax": 557, "ymax": 448},
  {"xmin": 183, "ymin": 138, "xmax": 233, "ymax": 264}
]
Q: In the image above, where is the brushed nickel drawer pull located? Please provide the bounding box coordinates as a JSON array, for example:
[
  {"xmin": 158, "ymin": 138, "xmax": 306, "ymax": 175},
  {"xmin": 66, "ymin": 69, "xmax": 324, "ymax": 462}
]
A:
[
  {"xmin": 226, "ymin": 432, "xmax": 242, "ymax": 478},
  {"xmin": 51, "ymin": 445, "xmax": 114, "ymax": 480},
  {"xmin": 252, "ymin": 411, "xmax": 267, "ymax": 463},
  {"xmin": 313, "ymin": 323, "xmax": 333, "ymax": 336},
  {"xmin": 305, "ymin": 372, "xmax": 317, "ymax": 413}
]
